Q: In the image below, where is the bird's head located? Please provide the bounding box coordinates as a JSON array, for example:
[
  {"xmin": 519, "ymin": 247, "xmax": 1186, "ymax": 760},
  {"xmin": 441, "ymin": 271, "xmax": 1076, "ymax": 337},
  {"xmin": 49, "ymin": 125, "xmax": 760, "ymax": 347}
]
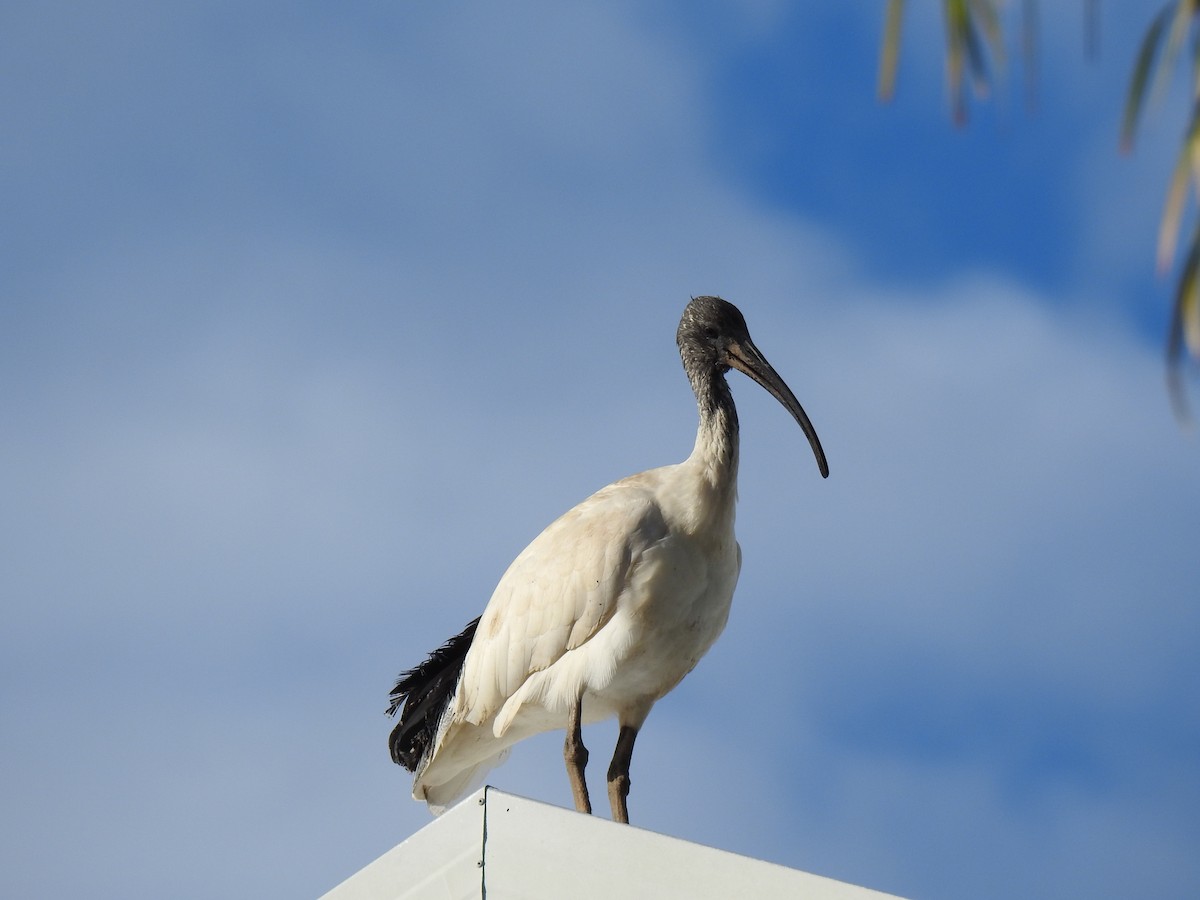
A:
[
  {"xmin": 677, "ymin": 296, "xmax": 829, "ymax": 479},
  {"xmin": 676, "ymin": 295, "xmax": 751, "ymax": 376}
]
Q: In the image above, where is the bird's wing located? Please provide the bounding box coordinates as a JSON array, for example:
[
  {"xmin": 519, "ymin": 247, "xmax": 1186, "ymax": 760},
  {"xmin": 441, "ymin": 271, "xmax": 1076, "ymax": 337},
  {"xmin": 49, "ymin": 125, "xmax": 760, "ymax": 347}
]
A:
[{"xmin": 451, "ymin": 471, "xmax": 670, "ymax": 728}]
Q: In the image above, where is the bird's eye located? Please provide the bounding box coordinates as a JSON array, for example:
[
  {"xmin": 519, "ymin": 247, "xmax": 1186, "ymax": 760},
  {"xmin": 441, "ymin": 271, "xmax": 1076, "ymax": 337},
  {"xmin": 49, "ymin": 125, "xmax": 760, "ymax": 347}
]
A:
[{"xmin": 703, "ymin": 325, "xmax": 719, "ymax": 340}]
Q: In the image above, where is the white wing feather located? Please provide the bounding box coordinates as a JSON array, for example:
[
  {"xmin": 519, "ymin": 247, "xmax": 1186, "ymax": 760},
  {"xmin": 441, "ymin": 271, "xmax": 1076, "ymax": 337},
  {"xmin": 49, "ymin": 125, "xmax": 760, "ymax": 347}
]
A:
[{"xmin": 455, "ymin": 471, "xmax": 669, "ymax": 729}]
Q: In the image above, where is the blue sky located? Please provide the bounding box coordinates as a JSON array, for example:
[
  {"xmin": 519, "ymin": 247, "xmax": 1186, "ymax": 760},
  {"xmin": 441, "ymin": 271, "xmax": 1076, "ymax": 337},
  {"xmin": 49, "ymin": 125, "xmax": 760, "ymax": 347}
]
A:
[{"xmin": 2, "ymin": 3, "xmax": 1198, "ymax": 899}]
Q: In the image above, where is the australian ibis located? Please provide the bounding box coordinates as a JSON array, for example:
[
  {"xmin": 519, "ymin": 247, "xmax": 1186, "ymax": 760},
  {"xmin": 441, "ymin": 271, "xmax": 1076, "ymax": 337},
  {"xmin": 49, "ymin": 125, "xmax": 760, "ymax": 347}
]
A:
[{"xmin": 387, "ymin": 295, "xmax": 828, "ymax": 823}]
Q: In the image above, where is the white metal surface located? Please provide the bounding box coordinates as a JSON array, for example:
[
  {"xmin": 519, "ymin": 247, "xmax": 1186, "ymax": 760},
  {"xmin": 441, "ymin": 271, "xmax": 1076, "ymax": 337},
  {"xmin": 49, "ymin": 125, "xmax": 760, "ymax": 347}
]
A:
[{"xmin": 320, "ymin": 787, "xmax": 905, "ymax": 900}]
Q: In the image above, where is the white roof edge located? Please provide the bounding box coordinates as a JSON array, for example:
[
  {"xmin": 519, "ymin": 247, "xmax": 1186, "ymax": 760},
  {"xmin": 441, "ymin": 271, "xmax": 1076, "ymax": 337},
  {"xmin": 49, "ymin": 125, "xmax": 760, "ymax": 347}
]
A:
[{"xmin": 320, "ymin": 787, "xmax": 907, "ymax": 899}]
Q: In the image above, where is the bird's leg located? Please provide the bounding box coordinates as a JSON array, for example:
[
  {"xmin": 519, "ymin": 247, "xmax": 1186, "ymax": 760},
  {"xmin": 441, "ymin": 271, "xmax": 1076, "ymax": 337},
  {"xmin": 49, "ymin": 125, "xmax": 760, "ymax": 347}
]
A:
[
  {"xmin": 565, "ymin": 695, "xmax": 591, "ymax": 814},
  {"xmin": 606, "ymin": 724, "xmax": 639, "ymax": 824}
]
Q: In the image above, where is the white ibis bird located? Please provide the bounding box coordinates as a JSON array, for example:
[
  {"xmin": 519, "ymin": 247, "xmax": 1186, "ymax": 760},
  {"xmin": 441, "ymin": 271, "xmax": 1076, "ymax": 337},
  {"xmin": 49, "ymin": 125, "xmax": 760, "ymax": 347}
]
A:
[{"xmin": 387, "ymin": 295, "xmax": 828, "ymax": 823}]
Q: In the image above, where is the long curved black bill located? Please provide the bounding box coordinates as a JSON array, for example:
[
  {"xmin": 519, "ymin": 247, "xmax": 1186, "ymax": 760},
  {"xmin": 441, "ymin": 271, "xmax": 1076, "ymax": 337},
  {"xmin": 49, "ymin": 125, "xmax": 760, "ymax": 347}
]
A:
[{"xmin": 728, "ymin": 337, "xmax": 829, "ymax": 479}]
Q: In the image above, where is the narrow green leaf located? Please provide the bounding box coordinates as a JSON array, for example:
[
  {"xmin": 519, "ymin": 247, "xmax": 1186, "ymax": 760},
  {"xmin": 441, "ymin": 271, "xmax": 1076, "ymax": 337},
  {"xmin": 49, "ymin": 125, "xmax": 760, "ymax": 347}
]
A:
[
  {"xmin": 1161, "ymin": 0, "xmax": 1197, "ymax": 80},
  {"xmin": 1185, "ymin": 270, "xmax": 1200, "ymax": 358},
  {"xmin": 962, "ymin": 9, "xmax": 992, "ymax": 98},
  {"xmin": 1166, "ymin": 220, "xmax": 1200, "ymax": 422},
  {"xmin": 967, "ymin": 0, "xmax": 1005, "ymax": 65},
  {"xmin": 945, "ymin": 0, "xmax": 969, "ymax": 124},
  {"xmin": 1157, "ymin": 104, "xmax": 1200, "ymax": 273},
  {"xmin": 878, "ymin": 0, "xmax": 906, "ymax": 101},
  {"xmin": 1157, "ymin": 138, "xmax": 1193, "ymax": 273},
  {"xmin": 1181, "ymin": 212, "xmax": 1200, "ymax": 360},
  {"xmin": 1192, "ymin": 17, "xmax": 1200, "ymax": 102},
  {"xmin": 1120, "ymin": 4, "xmax": 1174, "ymax": 153}
]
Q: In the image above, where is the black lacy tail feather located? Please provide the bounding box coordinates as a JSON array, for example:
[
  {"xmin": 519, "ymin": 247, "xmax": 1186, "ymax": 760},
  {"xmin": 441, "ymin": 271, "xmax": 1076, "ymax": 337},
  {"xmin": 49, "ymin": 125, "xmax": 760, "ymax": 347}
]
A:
[{"xmin": 387, "ymin": 616, "xmax": 481, "ymax": 772}]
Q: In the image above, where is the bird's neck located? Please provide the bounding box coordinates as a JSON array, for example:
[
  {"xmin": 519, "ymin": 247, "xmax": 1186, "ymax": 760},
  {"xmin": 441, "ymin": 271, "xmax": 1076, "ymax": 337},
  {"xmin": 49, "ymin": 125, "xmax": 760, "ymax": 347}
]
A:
[{"xmin": 688, "ymin": 369, "xmax": 740, "ymax": 492}]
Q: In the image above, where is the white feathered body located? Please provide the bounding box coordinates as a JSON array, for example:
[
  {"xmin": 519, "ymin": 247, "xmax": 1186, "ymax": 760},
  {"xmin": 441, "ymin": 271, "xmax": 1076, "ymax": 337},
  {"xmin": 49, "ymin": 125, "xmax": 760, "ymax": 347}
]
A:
[{"xmin": 413, "ymin": 442, "xmax": 741, "ymax": 811}]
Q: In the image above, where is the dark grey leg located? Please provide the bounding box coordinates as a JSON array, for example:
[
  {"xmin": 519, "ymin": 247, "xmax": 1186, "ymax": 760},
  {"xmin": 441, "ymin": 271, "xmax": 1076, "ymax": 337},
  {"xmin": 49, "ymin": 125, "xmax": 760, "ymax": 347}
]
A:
[{"xmin": 606, "ymin": 724, "xmax": 638, "ymax": 824}]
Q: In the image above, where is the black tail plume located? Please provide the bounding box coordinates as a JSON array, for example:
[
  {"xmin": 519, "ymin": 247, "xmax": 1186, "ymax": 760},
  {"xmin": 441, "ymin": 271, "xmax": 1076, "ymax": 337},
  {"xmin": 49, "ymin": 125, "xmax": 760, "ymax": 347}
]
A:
[{"xmin": 387, "ymin": 616, "xmax": 480, "ymax": 772}]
